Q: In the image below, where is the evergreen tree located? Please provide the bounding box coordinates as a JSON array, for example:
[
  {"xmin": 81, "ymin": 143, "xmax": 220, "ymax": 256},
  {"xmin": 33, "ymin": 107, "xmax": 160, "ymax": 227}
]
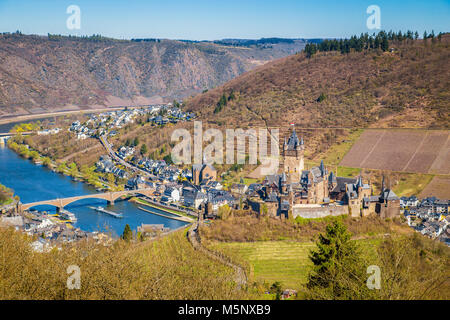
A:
[
  {"xmin": 133, "ymin": 137, "xmax": 139, "ymax": 147},
  {"xmin": 121, "ymin": 224, "xmax": 133, "ymax": 242},
  {"xmin": 270, "ymin": 282, "xmax": 283, "ymax": 300},
  {"xmin": 381, "ymin": 35, "xmax": 389, "ymax": 51},
  {"xmin": 214, "ymin": 93, "xmax": 228, "ymax": 113},
  {"xmin": 140, "ymin": 144, "xmax": 148, "ymax": 155},
  {"xmin": 306, "ymin": 221, "xmax": 370, "ymax": 299}
]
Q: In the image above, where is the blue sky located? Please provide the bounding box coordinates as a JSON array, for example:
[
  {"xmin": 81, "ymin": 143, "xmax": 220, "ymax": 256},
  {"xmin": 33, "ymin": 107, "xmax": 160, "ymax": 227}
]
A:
[{"xmin": 0, "ymin": 0, "xmax": 448, "ymax": 40}]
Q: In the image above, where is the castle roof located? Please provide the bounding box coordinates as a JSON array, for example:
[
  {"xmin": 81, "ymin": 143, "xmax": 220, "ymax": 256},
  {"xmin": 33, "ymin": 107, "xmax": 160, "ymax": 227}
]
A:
[
  {"xmin": 329, "ymin": 171, "xmax": 337, "ymax": 183},
  {"xmin": 319, "ymin": 160, "xmax": 327, "ymax": 176},
  {"xmin": 357, "ymin": 175, "xmax": 363, "ymax": 188},
  {"xmin": 266, "ymin": 192, "xmax": 278, "ymax": 202},
  {"xmin": 381, "ymin": 189, "xmax": 399, "ymax": 201},
  {"xmin": 285, "ymin": 128, "xmax": 301, "ymax": 150}
]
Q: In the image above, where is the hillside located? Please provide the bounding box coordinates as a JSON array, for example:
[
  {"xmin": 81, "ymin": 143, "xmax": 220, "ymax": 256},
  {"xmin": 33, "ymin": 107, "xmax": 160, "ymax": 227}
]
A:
[
  {"xmin": 0, "ymin": 34, "xmax": 306, "ymax": 119},
  {"xmin": 184, "ymin": 35, "xmax": 450, "ymax": 129}
]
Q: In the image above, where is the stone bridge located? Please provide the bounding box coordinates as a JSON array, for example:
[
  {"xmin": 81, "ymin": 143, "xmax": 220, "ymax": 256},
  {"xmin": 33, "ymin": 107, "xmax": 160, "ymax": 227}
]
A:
[
  {"xmin": 20, "ymin": 188, "xmax": 154, "ymax": 212},
  {"xmin": 0, "ymin": 132, "xmax": 32, "ymax": 145}
]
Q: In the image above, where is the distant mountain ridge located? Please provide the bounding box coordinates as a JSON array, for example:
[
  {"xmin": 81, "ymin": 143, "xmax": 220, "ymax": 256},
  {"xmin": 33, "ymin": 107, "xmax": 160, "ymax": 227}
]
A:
[{"xmin": 0, "ymin": 33, "xmax": 307, "ymax": 119}]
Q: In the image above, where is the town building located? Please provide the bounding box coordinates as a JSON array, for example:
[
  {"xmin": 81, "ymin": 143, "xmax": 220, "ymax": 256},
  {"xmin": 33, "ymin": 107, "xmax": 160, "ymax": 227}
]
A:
[{"xmin": 192, "ymin": 161, "xmax": 217, "ymax": 185}]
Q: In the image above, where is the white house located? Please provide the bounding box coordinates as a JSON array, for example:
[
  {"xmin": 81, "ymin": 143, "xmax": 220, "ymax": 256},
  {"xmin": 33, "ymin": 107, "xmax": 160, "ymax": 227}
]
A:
[{"xmin": 164, "ymin": 187, "xmax": 180, "ymax": 202}]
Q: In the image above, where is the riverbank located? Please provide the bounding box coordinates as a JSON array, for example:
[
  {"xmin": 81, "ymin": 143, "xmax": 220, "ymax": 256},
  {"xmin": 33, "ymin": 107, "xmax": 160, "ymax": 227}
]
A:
[
  {"xmin": 131, "ymin": 197, "xmax": 195, "ymax": 222},
  {"xmin": 6, "ymin": 138, "xmax": 120, "ymax": 191},
  {"xmin": 137, "ymin": 206, "xmax": 193, "ymax": 223}
]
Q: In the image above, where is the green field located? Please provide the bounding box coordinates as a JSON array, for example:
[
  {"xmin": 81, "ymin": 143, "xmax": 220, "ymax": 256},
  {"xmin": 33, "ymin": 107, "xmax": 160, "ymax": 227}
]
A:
[
  {"xmin": 337, "ymin": 165, "xmax": 361, "ymax": 177},
  {"xmin": 210, "ymin": 238, "xmax": 382, "ymax": 292},
  {"xmin": 211, "ymin": 241, "xmax": 314, "ymax": 290},
  {"xmin": 393, "ymin": 173, "xmax": 435, "ymax": 197},
  {"xmin": 316, "ymin": 129, "xmax": 364, "ymax": 166}
]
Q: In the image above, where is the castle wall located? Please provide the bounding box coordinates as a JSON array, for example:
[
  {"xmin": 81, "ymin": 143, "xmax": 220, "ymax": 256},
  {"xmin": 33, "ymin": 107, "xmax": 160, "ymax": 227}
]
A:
[
  {"xmin": 247, "ymin": 198, "xmax": 278, "ymax": 217},
  {"xmin": 378, "ymin": 200, "xmax": 400, "ymax": 219},
  {"xmin": 349, "ymin": 203, "xmax": 361, "ymax": 217},
  {"xmin": 292, "ymin": 204, "xmax": 349, "ymax": 219},
  {"xmin": 362, "ymin": 202, "xmax": 377, "ymax": 217}
]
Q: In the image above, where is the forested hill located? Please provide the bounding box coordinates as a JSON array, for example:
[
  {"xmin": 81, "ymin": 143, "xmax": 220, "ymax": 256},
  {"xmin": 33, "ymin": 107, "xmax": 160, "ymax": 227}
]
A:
[
  {"xmin": 0, "ymin": 33, "xmax": 306, "ymax": 119},
  {"xmin": 184, "ymin": 33, "xmax": 449, "ymax": 129}
]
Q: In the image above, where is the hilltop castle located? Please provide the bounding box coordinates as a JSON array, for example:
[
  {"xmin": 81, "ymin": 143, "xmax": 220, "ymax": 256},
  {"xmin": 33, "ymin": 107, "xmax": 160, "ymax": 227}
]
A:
[{"xmin": 248, "ymin": 127, "xmax": 400, "ymax": 219}]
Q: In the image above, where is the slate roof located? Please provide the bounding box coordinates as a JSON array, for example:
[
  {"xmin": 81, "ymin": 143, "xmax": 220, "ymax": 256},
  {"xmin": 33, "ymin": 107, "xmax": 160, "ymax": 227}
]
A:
[
  {"xmin": 381, "ymin": 189, "xmax": 399, "ymax": 201},
  {"xmin": 329, "ymin": 171, "xmax": 337, "ymax": 184},
  {"xmin": 285, "ymin": 128, "xmax": 302, "ymax": 150},
  {"xmin": 310, "ymin": 166, "xmax": 323, "ymax": 183},
  {"xmin": 266, "ymin": 192, "xmax": 278, "ymax": 202},
  {"xmin": 330, "ymin": 177, "xmax": 356, "ymax": 194},
  {"xmin": 264, "ymin": 174, "xmax": 282, "ymax": 187}
]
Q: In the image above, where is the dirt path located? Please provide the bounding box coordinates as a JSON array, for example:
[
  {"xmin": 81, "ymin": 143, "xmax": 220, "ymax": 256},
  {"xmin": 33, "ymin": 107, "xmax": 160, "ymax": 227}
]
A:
[{"xmin": 187, "ymin": 221, "xmax": 247, "ymax": 289}]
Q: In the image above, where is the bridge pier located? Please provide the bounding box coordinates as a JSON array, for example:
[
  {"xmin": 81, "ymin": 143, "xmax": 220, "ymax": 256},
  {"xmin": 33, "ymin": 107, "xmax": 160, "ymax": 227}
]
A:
[
  {"xmin": 107, "ymin": 200, "xmax": 114, "ymax": 206},
  {"xmin": 0, "ymin": 136, "xmax": 9, "ymax": 146}
]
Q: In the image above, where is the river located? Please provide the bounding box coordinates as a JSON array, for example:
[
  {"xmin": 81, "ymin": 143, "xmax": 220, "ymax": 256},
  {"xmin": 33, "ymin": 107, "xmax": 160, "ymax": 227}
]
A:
[{"xmin": 0, "ymin": 144, "xmax": 188, "ymax": 236}]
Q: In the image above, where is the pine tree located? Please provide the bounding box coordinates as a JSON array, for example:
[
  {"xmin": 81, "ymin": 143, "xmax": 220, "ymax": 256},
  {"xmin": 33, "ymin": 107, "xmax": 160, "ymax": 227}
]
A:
[
  {"xmin": 140, "ymin": 144, "xmax": 148, "ymax": 155},
  {"xmin": 121, "ymin": 224, "xmax": 133, "ymax": 242},
  {"xmin": 381, "ymin": 34, "xmax": 389, "ymax": 51},
  {"xmin": 270, "ymin": 282, "xmax": 283, "ymax": 300},
  {"xmin": 306, "ymin": 221, "xmax": 370, "ymax": 299}
]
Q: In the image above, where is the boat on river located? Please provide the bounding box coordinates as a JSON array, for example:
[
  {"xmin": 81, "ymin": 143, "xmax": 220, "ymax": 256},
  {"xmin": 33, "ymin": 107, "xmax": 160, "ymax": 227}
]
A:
[
  {"xmin": 89, "ymin": 206, "xmax": 123, "ymax": 218},
  {"xmin": 60, "ymin": 209, "xmax": 77, "ymax": 222}
]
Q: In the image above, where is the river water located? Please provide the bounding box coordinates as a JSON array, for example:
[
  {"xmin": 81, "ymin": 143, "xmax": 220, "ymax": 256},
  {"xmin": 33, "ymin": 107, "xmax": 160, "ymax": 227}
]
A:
[{"xmin": 0, "ymin": 144, "xmax": 187, "ymax": 236}]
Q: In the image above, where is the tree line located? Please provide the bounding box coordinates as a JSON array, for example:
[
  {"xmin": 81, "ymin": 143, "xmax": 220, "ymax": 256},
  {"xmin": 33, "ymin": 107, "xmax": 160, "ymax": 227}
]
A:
[{"xmin": 304, "ymin": 30, "xmax": 445, "ymax": 58}]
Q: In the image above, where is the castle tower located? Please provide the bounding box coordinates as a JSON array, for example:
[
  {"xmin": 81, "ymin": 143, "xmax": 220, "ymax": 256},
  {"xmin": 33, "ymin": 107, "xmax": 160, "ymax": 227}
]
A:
[{"xmin": 282, "ymin": 127, "xmax": 304, "ymax": 182}]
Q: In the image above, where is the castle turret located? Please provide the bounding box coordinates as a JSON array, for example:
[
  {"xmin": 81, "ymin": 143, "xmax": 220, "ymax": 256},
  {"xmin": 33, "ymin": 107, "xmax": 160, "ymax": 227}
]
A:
[
  {"xmin": 283, "ymin": 126, "xmax": 304, "ymax": 182},
  {"xmin": 357, "ymin": 171, "xmax": 363, "ymax": 189},
  {"xmin": 280, "ymin": 172, "xmax": 288, "ymax": 194}
]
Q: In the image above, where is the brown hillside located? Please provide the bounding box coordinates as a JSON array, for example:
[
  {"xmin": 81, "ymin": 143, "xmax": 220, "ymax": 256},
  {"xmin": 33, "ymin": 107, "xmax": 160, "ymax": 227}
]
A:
[
  {"xmin": 185, "ymin": 36, "xmax": 450, "ymax": 129},
  {"xmin": 0, "ymin": 34, "xmax": 306, "ymax": 119}
]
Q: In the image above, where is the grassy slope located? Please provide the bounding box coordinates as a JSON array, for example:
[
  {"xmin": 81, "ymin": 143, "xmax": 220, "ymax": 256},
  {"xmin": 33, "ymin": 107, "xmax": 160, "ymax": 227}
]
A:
[
  {"xmin": 210, "ymin": 240, "xmax": 314, "ymax": 289},
  {"xmin": 210, "ymin": 238, "xmax": 382, "ymax": 291},
  {"xmin": 0, "ymin": 227, "xmax": 252, "ymax": 299}
]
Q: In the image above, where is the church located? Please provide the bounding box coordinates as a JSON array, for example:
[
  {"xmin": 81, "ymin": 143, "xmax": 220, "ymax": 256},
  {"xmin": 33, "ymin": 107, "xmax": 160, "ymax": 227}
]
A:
[{"xmin": 250, "ymin": 126, "xmax": 400, "ymax": 219}]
